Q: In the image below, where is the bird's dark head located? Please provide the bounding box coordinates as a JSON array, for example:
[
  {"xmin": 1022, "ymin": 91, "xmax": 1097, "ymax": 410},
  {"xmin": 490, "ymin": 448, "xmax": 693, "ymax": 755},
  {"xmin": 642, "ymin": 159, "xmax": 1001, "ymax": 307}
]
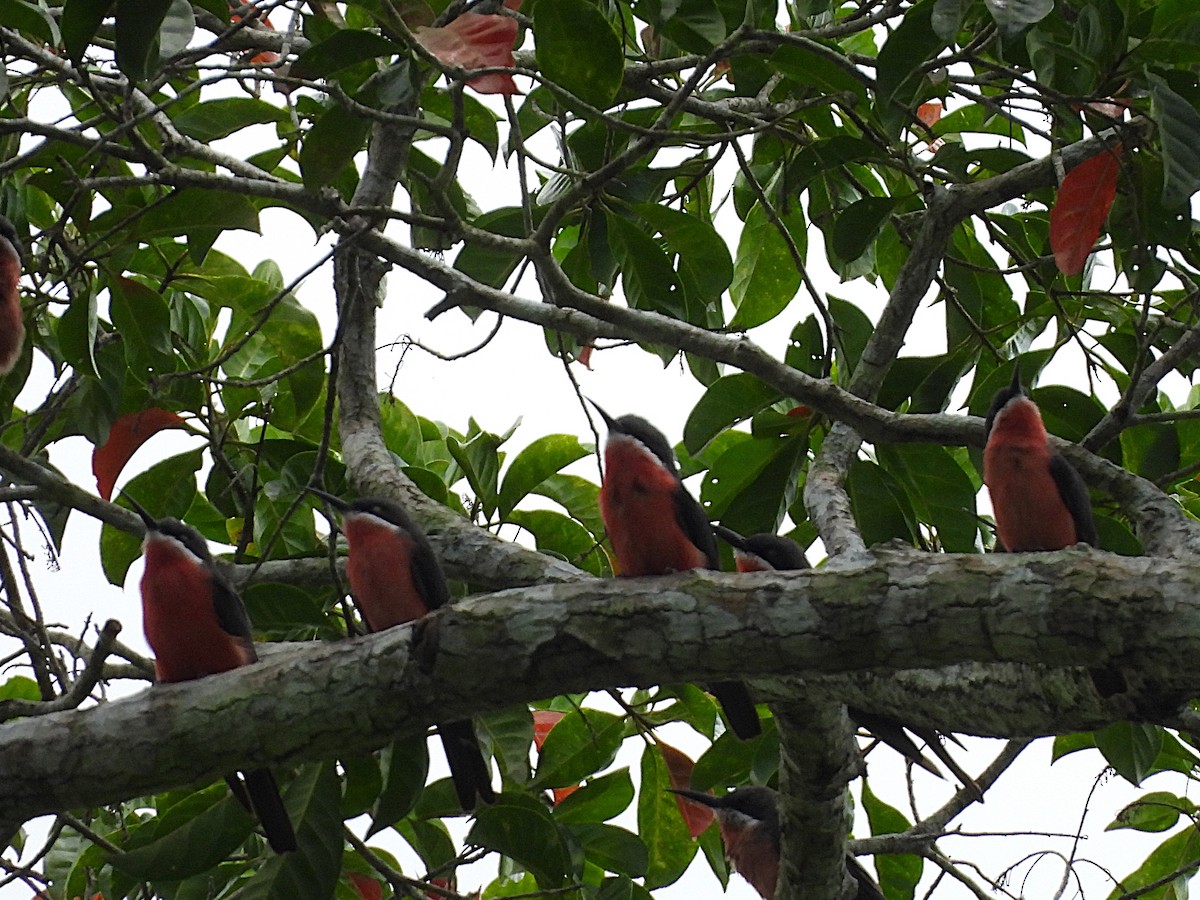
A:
[
  {"xmin": 589, "ymin": 401, "xmax": 679, "ymax": 475},
  {"xmin": 124, "ymin": 494, "xmax": 212, "ymax": 563},
  {"xmin": 713, "ymin": 526, "xmax": 810, "ymax": 571},
  {"xmin": 668, "ymin": 785, "xmax": 778, "ymax": 828},
  {"xmin": 0, "ymin": 215, "xmax": 22, "ymax": 264},
  {"xmin": 984, "ymin": 364, "xmax": 1031, "ymax": 440},
  {"xmin": 309, "ymin": 487, "xmax": 420, "ymax": 535}
]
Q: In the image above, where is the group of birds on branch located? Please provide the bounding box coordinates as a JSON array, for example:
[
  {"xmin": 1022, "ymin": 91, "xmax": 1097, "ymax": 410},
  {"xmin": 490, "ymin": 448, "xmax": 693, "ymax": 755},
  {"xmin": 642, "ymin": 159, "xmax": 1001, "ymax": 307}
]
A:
[{"xmin": 0, "ymin": 213, "xmax": 1097, "ymax": 898}]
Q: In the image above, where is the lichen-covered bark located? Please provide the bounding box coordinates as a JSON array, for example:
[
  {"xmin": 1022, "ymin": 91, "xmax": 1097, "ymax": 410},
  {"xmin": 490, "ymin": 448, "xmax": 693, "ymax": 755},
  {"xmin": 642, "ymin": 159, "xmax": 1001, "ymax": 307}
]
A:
[{"xmin": 2, "ymin": 550, "xmax": 1198, "ymax": 829}]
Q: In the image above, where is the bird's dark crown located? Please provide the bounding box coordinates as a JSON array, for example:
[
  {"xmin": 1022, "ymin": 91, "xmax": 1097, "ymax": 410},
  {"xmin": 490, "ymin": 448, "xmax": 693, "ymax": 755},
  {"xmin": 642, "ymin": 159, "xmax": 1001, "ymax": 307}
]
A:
[{"xmin": 984, "ymin": 364, "xmax": 1029, "ymax": 439}]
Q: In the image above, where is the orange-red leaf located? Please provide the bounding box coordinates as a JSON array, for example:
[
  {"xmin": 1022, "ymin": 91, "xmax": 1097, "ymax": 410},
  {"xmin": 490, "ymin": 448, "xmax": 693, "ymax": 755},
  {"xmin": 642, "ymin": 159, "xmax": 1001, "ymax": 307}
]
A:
[
  {"xmin": 532, "ymin": 711, "xmax": 578, "ymax": 803},
  {"xmin": 414, "ymin": 7, "xmax": 520, "ymax": 95},
  {"xmin": 1050, "ymin": 147, "xmax": 1123, "ymax": 276},
  {"xmin": 916, "ymin": 101, "xmax": 942, "ymax": 127},
  {"xmin": 347, "ymin": 873, "xmax": 383, "ymax": 900},
  {"xmin": 659, "ymin": 741, "xmax": 713, "ymax": 838},
  {"xmin": 92, "ymin": 408, "xmax": 186, "ymax": 500}
]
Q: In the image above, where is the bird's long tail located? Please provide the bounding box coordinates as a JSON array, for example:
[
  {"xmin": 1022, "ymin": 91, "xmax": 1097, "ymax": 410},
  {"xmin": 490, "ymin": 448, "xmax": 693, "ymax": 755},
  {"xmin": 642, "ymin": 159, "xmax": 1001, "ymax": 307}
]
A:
[
  {"xmin": 440, "ymin": 719, "xmax": 496, "ymax": 811},
  {"xmin": 230, "ymin": 769, "xmax": 298, "ymax": 853},
  {"xmin": 710, "ymin": 681, "xmax": 762, "ymax": 740}
]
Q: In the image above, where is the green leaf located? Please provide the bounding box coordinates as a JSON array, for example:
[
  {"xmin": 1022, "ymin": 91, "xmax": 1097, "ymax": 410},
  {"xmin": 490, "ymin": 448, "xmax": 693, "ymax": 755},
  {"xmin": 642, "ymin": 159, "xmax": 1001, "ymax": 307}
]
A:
[
  {"xmin": 729, "ymin": 202, "xmax": 804, "ymax": 330},
  {"xmin": 638, "ymin": 743, "xmax": 698, "ymax": 889},
  {"xmin": 1107, "ymin": 826, "xmax": 1200, "ymax": 900},
  {"xmin": 830, "ymin": 196, "xmax": 899, "ymax": 266},
  {"xmin": 828, "ymin": 295, "xmax": 874, "ymax": 379},
  {"xmin": 108, "ymin": 793, "xmax": 255, "ymax": 880},
  {"xmin": 1095, "ymin": 723, "xmax": 1164, "ymax": 787},
  {"xmin": 300, "ymin": 102, "xmax": 371, "ymax": 191},
  {"xmin": 498, "ymin": 434, "xmax": 589, "ymax": 518},
  {"xmin": 1107, "ymin": 792, "xmax": 1196, "ymax": 834},
  {"xmin": 57, "ymin": 286, "xmax": 99, "ymax": 378},
  {"xmin": 861, "ymin": 780, "xmax": 922, "ymax": 900},
  {"xmin": 1051, "ymin": 731, "xmax": 1096, "ymax": 762},
  {"xmin": 62, "ymin": 0, "xmax": 113, "ymax": 59},
  {"xmin": 509, "ymin": 508, "xmax": 608, "ymax": 575},
  {"xmin": 468, "ymin": 793, "xmax": 581, "ymax": 888},
  {"xmin": 1148, "ymin": 71, "xmax": 1200, "ymax": 208},
  {"xmin": 847, "ymin": 459, "xmax": 917, "ymax": 547},
  {"xmin": 634, "ymin": 204, "xmax": 734, "ymax": 305},
  {"xmin": 607, "ymin": 212, "xmax": 684, "ymax": 319},
  {"xmin": 368, "ymin": 735, "xmax": 430, "ymax": 836},
  {"xmin": 477, "ymin": 706, "xmax": 535, "ymax": 785},
  {"xmin": 174, "ymin": 98, "xmax": 288, "ymax": 143},
  {"xmin": 291, "ymin": 30, "xmax": 398, "ymax": 80},
  {"xmin": 114, "ymin": 0, "xmax": 172, "ymax": 80},
  {"xmin": 983, "ymin": 0, "xmax": 1052, "ymax": 35},
  {"xmin": 0, "ymin": 675, "xmax": 40, "ymax": 701},
  {"xmin": 236, "ymin": 762, "xmax": 344, "ymax": 900},
  {"xmin": 876, "ymin": 444, "xmax": 979, "ymax": 551},
  {"xmin": 683, "ymin": 374, "xmax": 781, "ymax": 455},
  {"xmin": 638, "ymin": 0, "xmax": 726, "ymax": 53},
  {"xmin": 533, "ymin": 0, "xmax": 623, "ymax": 109},
  {"xmin": 874, "ymin": 0, "xmax": 944, "ymax": 125},
  {"xmin": 554, "ymin": 768, "xmax": 636, "ymax": 825},
  {"xmin": 534, "ymin": 708, "xmax": 625, "ymax": 790},
  {"xmin": 595, "ymin": 875, "xmax": 655, "ymax": 900},
  {"xmin": 447, "ymin": 427, "xmax": 504, "ymax": 516},
  {"xmin": 566, "ymin": 823, "xmax": 648, "ymax": 878},
  {"xmin": 109, "ymin": 276, "xmax": 174, "ymax": 369}
]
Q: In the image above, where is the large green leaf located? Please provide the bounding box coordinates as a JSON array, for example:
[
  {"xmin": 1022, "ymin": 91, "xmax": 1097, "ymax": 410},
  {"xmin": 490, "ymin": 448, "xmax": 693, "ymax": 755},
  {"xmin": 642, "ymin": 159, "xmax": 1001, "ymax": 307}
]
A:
[
  {"xmin": 637, "ymin": 743, "xmax": 698, "ymax": 889},
  {"xmin": 108, "ymin": 791, "xmax": 255, "ymax": 880},
  {"xmin": 498, "ymin": 434, "xmax": 589, "ymax": 518},
  {"xmin": 729, "ymin": 202, "xmax": 805, "ymax": 330},
  {"xmin": 468, "ymin": 793, "xmax": 582, "ymax": 888},
  {"xmin": 534, "ymin": 708, "xmax": 625, "ymax": 790},
  {"xmin": 368, "ymin": 734, "xmax": 430, "ymax": 836},
  {"xmin": 533, "ymin": 0, "xmax": 623, "ymax": 110},
  {"xmin": 1148, "ymin": 71, "xmax": 1200, "ymax": 208},
  {"xmin": 683, "ymin": 374, "xmax": 781, "ymax": 455},
  {"xmin": 861, "ymin": 780, "xmax": 922, "ymax": 900}
]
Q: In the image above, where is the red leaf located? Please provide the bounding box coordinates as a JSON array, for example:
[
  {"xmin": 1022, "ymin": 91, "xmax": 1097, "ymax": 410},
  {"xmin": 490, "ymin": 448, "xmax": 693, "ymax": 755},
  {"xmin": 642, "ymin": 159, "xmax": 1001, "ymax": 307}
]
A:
[
  {"xmin": 786, "ymin": 405, "xmax": 812, "ymax": 418},
  {"xmin": 228, "ymin": 4, "xmax": 281, "ymax": 65},
  {"xmin": 92, "ymin": 408, "xmax": 186, "ymax": 500},
  {"xmin": 916, "ymin": 101, "xmax": 942, "ymax": 127},
  {"xmin": 575, "ymin": 340, "xmax": 595, "ymax": 369},
  {"xmin": 532, "ymin": 711, "xmax": 578, "ymax": 803},
  {"xmin": 414, "ymin": 10, "xmax": 520, "ymax": 94},
  {"xmin": 347, "ymin": 873, "xmax": 383, "ymax": 900},
  {"xmin": 659, "ymin": 741, "xmax": 713, "ymax": 838},
  {"xmin": 1050, "ymin": 147, "xmax": 1123, "ymax": 276}
]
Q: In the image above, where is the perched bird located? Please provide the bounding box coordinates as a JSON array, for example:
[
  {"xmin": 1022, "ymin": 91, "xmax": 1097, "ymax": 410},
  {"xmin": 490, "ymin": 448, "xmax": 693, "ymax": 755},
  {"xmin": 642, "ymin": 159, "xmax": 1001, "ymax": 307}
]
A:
[
  {"xmin": 983, "ymin": 366, "xmax": 1097, "ymax": 551},
  {"xmin": 0, "ymin": 214, "xmax": 25, "ymax": 374},
  {"xmin": 713, "ymin": 526, "xmax": 983, "ymax": 802},
  {"xmin": 310, "ymin": 489, "xmax": 495, "ymax": 811},
  {"xmin": 591, "ymin": 404, "xmax": 761, "ymax": 740},
  {"xmin": 671, "ymin": 786, "xmax": 885, "ymax": 900},
  {"xmin": 130, "ymin": 497, "xmax": 296, "ymax": 854}
]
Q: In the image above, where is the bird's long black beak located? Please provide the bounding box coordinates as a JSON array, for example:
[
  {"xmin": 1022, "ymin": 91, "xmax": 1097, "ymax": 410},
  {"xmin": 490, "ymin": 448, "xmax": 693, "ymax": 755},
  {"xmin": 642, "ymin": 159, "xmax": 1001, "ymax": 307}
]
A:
[
  {"xmin": 1009, "ymin": 362, "xmax": 1023, "ymax": 395},
  {"xmin": 121, "ymin": 493, "xmax": 159, "ymax": 533},
  {"xmin": 307, "ymin": 486, "xmax": 351, "ymax": 513},
  {"xmin": 585, "ymin": 398, "xmax": 619, "ymax": 432},
  {"xmin": 712, "ymin": 524, "xmax": 749, "ymax": 552},
  {"xmin": 667, "ymin": 787, "xmax": 721, "ymax": 809}
]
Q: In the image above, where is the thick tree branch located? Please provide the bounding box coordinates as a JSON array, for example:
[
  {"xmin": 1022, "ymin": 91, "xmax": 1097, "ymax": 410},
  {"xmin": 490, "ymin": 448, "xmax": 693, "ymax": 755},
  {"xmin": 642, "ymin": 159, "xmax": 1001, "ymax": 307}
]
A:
[{"xmin": 3, "ymin": 551, "xmax": 1198, "ymax": 829}]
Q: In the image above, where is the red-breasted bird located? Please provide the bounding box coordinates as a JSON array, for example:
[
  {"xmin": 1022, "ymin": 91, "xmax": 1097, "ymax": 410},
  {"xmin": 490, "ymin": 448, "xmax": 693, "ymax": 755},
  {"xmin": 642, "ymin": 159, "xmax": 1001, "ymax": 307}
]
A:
[
  {"xmin": 591, "ymin": 404, "xmax": 761, "ymax": 740},
  {"xmin": 129, "ymin": 497, "xmax": 296, "ymax": 854},
  {"xmin": 713, "ymin": 526, "xmax": 983, "ymax": 802},
  {"xmin": 983, "ymin": 366, "xmax": 1097, "ymax": 551},
  {"xmin": 0, "ymin": 215, "xmax": 25, "ymax": 374},
  {"xmin": 310, "ymin": 489, "xmax": 495, "ymax": 811},
  {"xmin": 671, "ymin": 786, "xmax": 885, "ymax": 900}
]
